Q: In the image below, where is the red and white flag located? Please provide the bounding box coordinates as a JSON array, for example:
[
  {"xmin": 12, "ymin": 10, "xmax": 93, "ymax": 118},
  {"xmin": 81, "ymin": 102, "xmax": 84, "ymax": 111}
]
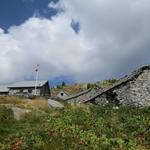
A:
[{"xmin": 35, "ymin": 64, "xmax": 39, "ymax": 72}]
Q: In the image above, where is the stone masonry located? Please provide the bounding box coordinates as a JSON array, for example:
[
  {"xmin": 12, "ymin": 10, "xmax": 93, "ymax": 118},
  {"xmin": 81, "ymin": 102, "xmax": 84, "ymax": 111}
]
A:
[{"xmin": 85, "ymin": 66, "xmax": 150, "ymax": 107}]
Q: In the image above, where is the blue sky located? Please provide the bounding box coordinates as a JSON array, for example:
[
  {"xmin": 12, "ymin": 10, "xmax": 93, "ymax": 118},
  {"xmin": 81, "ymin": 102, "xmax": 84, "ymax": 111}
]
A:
[
  {"xmin": 0, "ymin": 0, "xmax": 78, "ymax": 85},
  {"xmin": 0, "ymin": 0, "xmax": 58, "ymax": 30},
  {"xmin": 0, "ymin": 0, "xmax": 150, "ymax": 85},
  {"xmin": 0, "ymin": 0, "xmax": 80, "ymax": 34}
]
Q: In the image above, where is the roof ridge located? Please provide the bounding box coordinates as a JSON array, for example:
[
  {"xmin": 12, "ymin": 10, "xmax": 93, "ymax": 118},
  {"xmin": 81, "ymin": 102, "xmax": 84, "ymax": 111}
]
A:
[
  {"xmin": 8, "ymin": 80, "xmax": 48, "ymax": 88},
  {"xmin": 65, "ymin": 88, "xmax": 92, "ymax": 100}
]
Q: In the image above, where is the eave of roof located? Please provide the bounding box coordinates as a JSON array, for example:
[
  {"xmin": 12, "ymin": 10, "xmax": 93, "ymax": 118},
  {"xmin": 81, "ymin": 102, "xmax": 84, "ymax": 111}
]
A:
[
  {"xmin": 0, "ymin": 86, "xmax": 9, "ymax": 92},
  {"xmin": 8, "ymin": 80, "xmax": 48, "ymax": 88}
]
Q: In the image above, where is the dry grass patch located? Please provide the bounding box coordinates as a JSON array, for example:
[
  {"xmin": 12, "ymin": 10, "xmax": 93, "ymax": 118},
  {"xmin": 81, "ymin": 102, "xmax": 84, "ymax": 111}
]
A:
[
  {"xmin": 31, "ymin": 99, "xmax": 48, "ymax": 108},
  {"xmin": 70, "ymin": 103, "xmax": 90, "ymax": 113},
  {"xmin": 0, "ymin": 96, "xmax": 49, "ymax": 111},
  {"xmin": 0, "ymin": 96, "xmax": 25, "ymax": 105}
]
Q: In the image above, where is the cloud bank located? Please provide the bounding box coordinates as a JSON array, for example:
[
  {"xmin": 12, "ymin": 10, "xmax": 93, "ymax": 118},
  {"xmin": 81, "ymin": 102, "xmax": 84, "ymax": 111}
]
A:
[{"xmin": 0, "ymin": 0, "xmax": 150, "ymax": 83}]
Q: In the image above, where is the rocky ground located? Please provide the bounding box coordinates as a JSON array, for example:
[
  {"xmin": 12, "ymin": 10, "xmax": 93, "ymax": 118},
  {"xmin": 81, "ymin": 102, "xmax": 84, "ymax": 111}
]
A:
[{"xmin": 0, "ymin": 96, "xmax": 64, "ymax": 120}]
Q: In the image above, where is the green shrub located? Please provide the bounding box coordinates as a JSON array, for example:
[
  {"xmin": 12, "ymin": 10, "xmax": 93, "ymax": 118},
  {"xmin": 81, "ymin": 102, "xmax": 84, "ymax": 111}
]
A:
[
  {"xmin": 0, "ymin": 106, "xmax": 17, "ymax": 142},
  {"xmin": 0, "ymin": 105, "xmax": 150, "ymax": 149},
  {"xmin": 0, "ymin": 106, "xmax": 14, "ymax": 123}
]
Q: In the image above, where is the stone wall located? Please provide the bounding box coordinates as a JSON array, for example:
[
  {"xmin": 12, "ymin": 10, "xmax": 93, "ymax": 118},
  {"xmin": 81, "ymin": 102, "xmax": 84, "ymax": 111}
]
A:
[
  {"xmin": 95, "ymin": 69, "xmax": 150, "ymax": 107},
  {"xmin": 9, "ymin": 88, "xmax": 41, "ymax": 97},
  {"xmin": 8, "ymin": 82, "xmax": 50, "ymax": 97},
  {"xmin": 129, "ymin": 69, "xmax": 150, "ymax": 106},
  {"xmin": 40, "ymin": 82, "xmax": 50, "ymax": 97}
]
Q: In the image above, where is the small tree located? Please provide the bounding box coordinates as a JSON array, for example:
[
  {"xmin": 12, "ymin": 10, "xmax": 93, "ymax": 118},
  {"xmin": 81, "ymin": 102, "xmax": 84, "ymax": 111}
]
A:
[
  {"xmin": 62, "ymin": 81, "xmax": 66, "ymax": 87},
  {"xmin": 57, "ymin": 85, "xmax": 61, "ymax": 89},
  {"xmin": 87, "ymin": 83, "xmax": 91, "ymax": 89}
]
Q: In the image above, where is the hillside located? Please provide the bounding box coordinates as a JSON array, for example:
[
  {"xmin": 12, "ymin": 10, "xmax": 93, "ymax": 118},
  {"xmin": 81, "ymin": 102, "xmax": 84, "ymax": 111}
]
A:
[
  {"xmin": 50, "ymin": 79, "xmax": 117, "ymax": 98},
  {"xmin": 0, "ymin": 96, "xmax": 150, "ymax": 149},
  {"xmin": 51, "ymin": 83, "xmax": 88, "ymax": 97}
]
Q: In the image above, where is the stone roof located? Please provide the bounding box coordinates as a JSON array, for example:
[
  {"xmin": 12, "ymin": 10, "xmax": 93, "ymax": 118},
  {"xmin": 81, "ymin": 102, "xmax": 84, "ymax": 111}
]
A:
[
  {"xmin": 8, "ymin": 80, "xmax": 48, "ymax": 88},
  {"xmin": 65, "ymin": 88, "xmax": 92, "ymax": 100},
  {"xmin": 84, "ymin": 65, "xmax": 150, "ymax": 103},
  {"xmin": 0, "ymin": 86, "xmax": 9, "ymax": 93},
  {"xmin": 65, "ymin": 86, "xmax": 102, "ymax": 102}
]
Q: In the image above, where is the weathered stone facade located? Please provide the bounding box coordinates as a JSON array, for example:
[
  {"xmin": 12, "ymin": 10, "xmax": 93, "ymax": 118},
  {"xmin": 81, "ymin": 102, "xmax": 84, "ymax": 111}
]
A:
[
  {"xmin": 8, "ymin": 81, "xmax": 50, "ymax": 97},
  {"xmin": 57, "ymin": 91, "xmax": 69, "ymax": 100},
  {"xmin": 0, "ymin": 86, "xmax": 9, "ymax": 96},
  {"xmin": 86, "ymin": 66, "xmax": 150, "ymax": 107}
]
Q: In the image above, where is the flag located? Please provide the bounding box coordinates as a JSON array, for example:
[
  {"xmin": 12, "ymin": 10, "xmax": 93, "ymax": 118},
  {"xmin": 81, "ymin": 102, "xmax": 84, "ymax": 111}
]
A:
[{"xmin": 35, "ymin": 64, "xmax": 39, "ymax": 72}]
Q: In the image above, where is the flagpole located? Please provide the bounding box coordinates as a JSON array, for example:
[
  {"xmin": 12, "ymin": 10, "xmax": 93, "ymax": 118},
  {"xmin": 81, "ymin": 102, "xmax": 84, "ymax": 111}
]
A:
[{"xmin": 34, "ymin": 64, "xmax": 39, "ymax": 96}]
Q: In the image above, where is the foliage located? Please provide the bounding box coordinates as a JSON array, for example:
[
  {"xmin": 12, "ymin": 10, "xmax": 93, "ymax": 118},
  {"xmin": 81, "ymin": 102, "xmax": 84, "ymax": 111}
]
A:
[
  {"xmin": 51, "ymin": 83, "xmax": 87, "ymax": 97},
  {"xmin": 56, "ymin": 85, "xmax": 62, "ymax": 89},
  {"xmin": 97, "ymin": 79, "xmax": 118, "ymax": 89},
  {"xmin": 87, "ymin": 83, "xmax": 100, "ymax": 89},
  {"xmin": 86, "ymin": 83, "xmax": 90, "ymax": 89},
  {"xmin": 56, "ymin": 81, "xmax": 66, "ymax": 89},
  {"xmin": 0, "ymin": 106, "xmax": 16, "ymax": 142},
  {"xmin": 0, "ymin": 106, "xmax": 15, "ymax": 123},
  {"xmin": 61, "ymin": 81, "xmax": 66, "ymax": 87},
  {"xmin": 0, "ymin": 105, "xmax": 150, "ymax": 149}
]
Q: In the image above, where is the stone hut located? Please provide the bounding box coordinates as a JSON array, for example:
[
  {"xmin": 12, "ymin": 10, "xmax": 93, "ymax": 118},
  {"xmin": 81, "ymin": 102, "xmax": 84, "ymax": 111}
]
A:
[
  {"xmin": 8, "ymin": 80, "xmax": 50, "ymax": 97},
  {"xmin": 84, "ymin": 65, "xmax": 150, "ymax": 107},
  {"xmin": 0, "ymin": 86, "xmax": 9, "ymax": 95},
  {"xmin": 57, "ymin": 91, "xmax": 69, "ymax": 100}
]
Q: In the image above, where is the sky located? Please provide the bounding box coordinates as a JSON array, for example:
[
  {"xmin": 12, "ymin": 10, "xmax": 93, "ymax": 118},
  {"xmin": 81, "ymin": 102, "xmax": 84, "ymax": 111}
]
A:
[{"xmin": 0, "ymin": 0, "xmax": 150, "ymax": 84}]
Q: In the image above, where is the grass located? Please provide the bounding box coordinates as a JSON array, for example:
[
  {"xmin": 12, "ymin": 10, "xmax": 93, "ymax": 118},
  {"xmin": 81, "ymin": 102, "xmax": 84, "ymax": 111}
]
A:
[
  {"xmin": 0, "ymin": 96, "xmax": 49, "ymax": 110},
  {"xmin": 0, "ymin": 96, "xmax": 25, "ymax": 105},
  {"xmin": 31, "ymin": 99, "xmax": 48, "ymax": 107},
  {"xmin": 0, "ymin": 103, "xmax": 150, "ymax": 150},
  {"xmin": 51, "ymin": 83, "xmax": 87, "ymax": 97}
]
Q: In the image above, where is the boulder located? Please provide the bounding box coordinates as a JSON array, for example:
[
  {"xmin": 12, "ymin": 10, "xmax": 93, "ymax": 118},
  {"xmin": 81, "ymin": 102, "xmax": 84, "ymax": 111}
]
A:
[
  {"xmin": 48, "ymin": 99, "xmax": 64, "ymax": 109},
  {"xmin": 11, "ymin": 107, "xmax": 31, "ymax": 120}
]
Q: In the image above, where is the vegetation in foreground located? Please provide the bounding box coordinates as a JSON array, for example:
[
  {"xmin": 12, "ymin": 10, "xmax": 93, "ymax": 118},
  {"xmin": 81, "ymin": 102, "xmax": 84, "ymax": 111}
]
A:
[{"xmin": 0, "ymin": 102, "xmax": 150, "ymax": 150}]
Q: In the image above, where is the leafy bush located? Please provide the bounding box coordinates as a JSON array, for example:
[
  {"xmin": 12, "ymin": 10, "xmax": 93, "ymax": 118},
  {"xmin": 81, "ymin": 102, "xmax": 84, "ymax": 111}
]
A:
[
  {"xmin": 0, "ymin": 105, "xmax": 150, "ymax": 149},
  {"xmin": 0, "ymin": 106, "xmax": 14, "ymax": 123},
  {"xmin": 0, "ymin": 106, "xmax": 16, "ymax": 142}
]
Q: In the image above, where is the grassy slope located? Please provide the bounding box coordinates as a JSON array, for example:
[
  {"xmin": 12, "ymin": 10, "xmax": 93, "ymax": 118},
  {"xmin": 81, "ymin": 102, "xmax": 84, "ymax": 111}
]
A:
[
  {"xmin": 0, "ymin": 97, "xmax": 150, "ymax": 150},
  {"xmin": 50, "ymin": 80, "xmax": 117, "ymax": 97},
  {"xmin": 51, "ymin": 83, "xmax": 88, "ymax": 97}
]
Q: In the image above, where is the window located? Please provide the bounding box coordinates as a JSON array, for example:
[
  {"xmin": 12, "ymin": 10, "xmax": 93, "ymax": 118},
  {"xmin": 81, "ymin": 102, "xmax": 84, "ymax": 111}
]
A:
[
  {"xmin": 28, "ymin": 89, "xmax": 32, "ymax": 93},
  {"xmin": 20, "ymin": 89, "xmax": 23, "ymax": 93}
]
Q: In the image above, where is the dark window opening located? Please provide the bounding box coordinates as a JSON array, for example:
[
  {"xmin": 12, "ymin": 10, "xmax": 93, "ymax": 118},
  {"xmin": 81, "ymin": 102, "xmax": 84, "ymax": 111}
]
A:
[
  {"xmin": 106, "ymin": 91, "xmax": 120, "ymax": 106},
  {"xmin": 61, "ymin": 93, "xmax": 64, "ymax": 96},
  {"xmin": 20, "ymin": 89, "xmax": 23, "ymax": 93},
  {"xmin": 28, "ymin": 89, "xmax": 32, "ymax": 93}
]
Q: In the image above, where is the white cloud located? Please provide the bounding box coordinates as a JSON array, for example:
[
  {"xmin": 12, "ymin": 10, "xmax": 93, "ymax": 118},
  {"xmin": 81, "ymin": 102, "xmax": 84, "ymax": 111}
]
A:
[
  {"xmin": 54, "ymin": 0, "xmax": 150, "ymax": 78},
  {"xmin": 48, "ymin": 1, "xmax": 60, "ymax": 9},
  {"xmin": 48, "ymin": 1, "xmax": 64, "ymax": 14},
  {"xmin": 0, "ymin": 0, "xmax": 150, "ymax": 83},
  {"xmin": 0, "ymin": 15, "xmax": 93, "ymax": 83}
]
